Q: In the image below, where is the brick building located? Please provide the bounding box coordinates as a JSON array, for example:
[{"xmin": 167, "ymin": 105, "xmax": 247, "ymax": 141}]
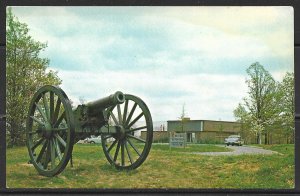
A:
[
  {"xmin": 141, "ymin": 118, "xmax": 291, "ymax": 144},
  {"xmin": 167, "ymin": 118, "xmax": 241, "ymax": 143}
]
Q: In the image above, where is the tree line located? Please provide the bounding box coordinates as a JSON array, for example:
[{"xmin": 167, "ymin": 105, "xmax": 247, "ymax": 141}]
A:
[{"xmin": 234, "ymin": 62, "xmax": 294, "ymax": 144}]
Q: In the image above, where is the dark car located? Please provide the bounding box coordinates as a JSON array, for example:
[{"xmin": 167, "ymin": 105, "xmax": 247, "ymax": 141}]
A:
[{"xmin": 224, "ymin": 135, "xmax": 244, "ymax": 146}]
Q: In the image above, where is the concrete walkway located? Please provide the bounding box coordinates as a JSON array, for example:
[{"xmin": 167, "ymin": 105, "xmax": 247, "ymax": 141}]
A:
[{"xmin": 190, "ymin": 145, "xmax": 282, "ymax": 156}]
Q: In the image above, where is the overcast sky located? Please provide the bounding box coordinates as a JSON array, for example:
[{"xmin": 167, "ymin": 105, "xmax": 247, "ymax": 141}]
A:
[{"xmin": 11, "ymin": 6, "xmax": 294, "ymax": 122}]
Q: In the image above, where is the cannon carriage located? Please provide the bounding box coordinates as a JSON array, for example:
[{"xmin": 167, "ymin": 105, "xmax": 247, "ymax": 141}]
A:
[{"xmin": 26, "ymin": 85, "xmax": 153, "ymax": 176}]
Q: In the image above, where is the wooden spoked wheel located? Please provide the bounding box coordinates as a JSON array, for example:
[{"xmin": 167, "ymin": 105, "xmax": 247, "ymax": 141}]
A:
[
  {"xmin": 101, "ymin": 94, "xmax": 153, "ymax": 170},
  {"xmin": 26, "ymin": 85, "xmax": 75, "ymax": 177}
]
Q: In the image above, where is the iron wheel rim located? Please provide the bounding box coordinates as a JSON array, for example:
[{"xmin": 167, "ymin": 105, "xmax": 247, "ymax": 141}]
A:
[
  {"xmin": 26, "ymin": 85, "xmax": 75, "ymax": 177},
  {"xmin": 101, "ymin": 94, "xmax": 153, "ymax": 170}
]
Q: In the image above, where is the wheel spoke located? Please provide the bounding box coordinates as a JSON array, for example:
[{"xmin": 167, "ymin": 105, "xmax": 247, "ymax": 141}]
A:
[
  {"xmin": 54, "ymin": 138, "xmax": 62, "ymax": 161},
  {"xmin": 125, "ymin": 103, "xmax": 137, "ymax": 126},
  {"xmin": 27, "ymin": 86, "xmax": 75, "ymax": 176},
  {"xmin": 54, "ymin": 133, "xmax": 67, "ymax": 147},
  {"xmin": 53, "ymin": 111, "xmax": 65, "ymax": 128},
  {"xmin": 31, "ymin": 138, "xmax": 45, "ymax": 151},
  {"xmin": 121, "ymin": 141, "xmax": 125, "ymax": 166},
  {"xmin": 30, "ymin": 116, "xmax": 45, "ymax": 126},
  {"xmin": 110, "ymin": 111, "xmax": 119, "ymax": 125},
  {"xmin": 113, "ymin": 140, "xmax": 121, "ymax": 162},
  {"xmin": 43, "ymin": 141, "xmax": 51, "ymax": 169},
  {"xmin": 106, "ymin": 105, "xmax": 115, "ymax": 114},
  {"xmin": 127, "ymin": 138, "xmax": 141, "ymax": 156},
  {"xmin": 42, "ymin": 92, "xmax": 50, "ymax": 121},
  {"xmin": 125, "ymin": 140, "xmax": 133, "ymax": 164},
  {"xmin": 36, "ymin": 140, "xmax": 48, "ymax": 163},
  {"xmin": 53, "ymin": 99, "xmax": 61, "ymax": 123},
  {"xmin": 107, "ymin": 139, "xmax": 118, "ymax": 153},
  {"xmin": 127, "ymin": 134, "xmax": 146, "ymax": 143},
  {"xmin": 127, "ymin": 112, "xmax": 144, "ymax": 128},
  {"xmin": 122, "ymin": 100, "xmax": 128, "ymax": 125},
  {"xmin": 117, "ymin": 104, "xmax": 122, "ymax": 124},
  {"xmin": 50, "ymin": 92, "xmax": 54, "ymax": 124},
  {"xmin": 126, "ymin": 126, "xmax": 147, "ymax": 133},
  {"xmin": 101, "ymin": 96, "xmax": 153, "ymax": 169},
  {"xmin": 103, "ymin": 135, "xmax": 113, "ymax": 140},
  {"xmin": 50, "ymin": 138, "xmax": 56, "ymax": 169},
  {"xmin": 35, "ymin": 103, "xmax": 48, "ymax": 122}
]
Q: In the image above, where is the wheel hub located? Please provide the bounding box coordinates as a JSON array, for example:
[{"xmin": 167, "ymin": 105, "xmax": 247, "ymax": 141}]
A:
[
  {"xmin": 42, "ymin": 123, "xmax": 53, "ymax": 139},
  {"xmin": 116, "ymin": 125, "xmax": 126, "ymax": 140}
]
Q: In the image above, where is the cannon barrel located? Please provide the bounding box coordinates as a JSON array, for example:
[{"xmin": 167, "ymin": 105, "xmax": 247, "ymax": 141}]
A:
[{"xmin": 86, "ymin": 91, "xmax": 125, "ymax": 115}]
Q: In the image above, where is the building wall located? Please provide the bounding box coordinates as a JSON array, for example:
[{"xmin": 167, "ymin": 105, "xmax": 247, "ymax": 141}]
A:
[
  {"xmin": 167, "ymin": 120, "xmax": 240, "ymax": 133},
  {"xmin": 240, "ymin": 131, "xmax": 257, "ymax": 144},
  {"xmin": 141, "ymin": 131, "xmax": 169, "ymax": 142},
  {"xmin": 195, "ymin": 131, "xmax": 237, "ymax": 143},
  {"xmin": 165, "ymin": 120, "xmax": 293, "ymax": 144},
  {"xmin": 203, "ymin": 120, "xmax": 241, "ymax": 133},
  {"xmin": 167, "ymin": 120, "xmax": 242, "ymax": 144},
  {"xmin": 167, "ymin": 120, "xmax": 203, "ymax": 132},
  {"xmin": 195, "ymin": 132, "xmax": 216, "ymax": 142}
]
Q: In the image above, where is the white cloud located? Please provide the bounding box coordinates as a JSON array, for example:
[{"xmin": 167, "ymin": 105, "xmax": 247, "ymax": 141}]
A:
[
  {"xmin": 13, "ymin": 6, "xmax": 293, "ymax": 122},
  {"xmin": 13, "ymin": 6, "xmax": 293, "ymax": 72},
  {"xmin": 53, "ymin": 69, "xmax": 247, "ymax": 121},
  {"xmin": 138, "ymin": 6, "xmax": 293, "ymax": 61}
]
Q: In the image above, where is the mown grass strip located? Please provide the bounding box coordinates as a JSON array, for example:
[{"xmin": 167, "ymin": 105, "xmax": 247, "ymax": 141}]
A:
[{"xmin": 6, "ymin": 144, "xmax": 294, "ymax": 189}]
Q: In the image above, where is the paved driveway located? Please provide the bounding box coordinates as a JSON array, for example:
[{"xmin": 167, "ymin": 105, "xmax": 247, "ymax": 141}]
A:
[{"xmin": 190, "ymin": 145, "xmax": 282, "ymax": 156}]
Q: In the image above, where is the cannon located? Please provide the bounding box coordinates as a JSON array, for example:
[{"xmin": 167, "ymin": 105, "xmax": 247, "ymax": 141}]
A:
[{"xmin": 26, "ymin": 85, "xmax": 153, "ymax": 176}]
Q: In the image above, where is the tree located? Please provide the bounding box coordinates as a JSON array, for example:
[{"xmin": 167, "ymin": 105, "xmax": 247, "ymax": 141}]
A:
[
  {"xmin": 277, "ymin": 72, "xmax": 294, "ymax": 143},
  {"xmin": 233, "ymin": 103, "xmax": 248, "ymax": 122},
  {"xmin": 177, "ymin": 103, "xmax": 186, "ymax": 132},
  {"xmin": 233, "ymin": 103, "xmax": 252, "ymax": 143},
  {"xmin": 6, "ymin": 8, "xmax": 62, "ymax": 147},
  {"xmin": 179, "ymin": 103, "xmax": 186, "ymax": 120},
  {"xmin": 79, "ymin": 96, "xmax": 86, "ymax": 104},
  {"xmin": 234, "ymin": 62, "xmax": 279, "ymax": 144}
]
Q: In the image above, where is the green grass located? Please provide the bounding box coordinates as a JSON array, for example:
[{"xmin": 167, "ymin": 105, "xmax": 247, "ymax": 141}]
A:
[
  {"xmin": 6, "ymin": 143, "xmax": 294, "ymax": 189},
  {"xmin": 151, "ymin": 143, "xmax": 233, "ymax": 153}
]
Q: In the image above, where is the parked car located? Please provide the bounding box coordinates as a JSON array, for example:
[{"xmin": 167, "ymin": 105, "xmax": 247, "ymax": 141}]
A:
[
  {"xmin": 224, "ymin": 135, "xmax": 244, "ymax": 146},
  {"xmin": 76, "ymin": 139, "xmax": 86, "ymax": 144},
  {"xmin": 84, "ymin": 135, "xmax": 102, "ymax": 144}
]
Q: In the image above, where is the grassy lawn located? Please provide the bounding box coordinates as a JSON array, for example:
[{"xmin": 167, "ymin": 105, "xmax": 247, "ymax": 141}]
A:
[{"xmin": 6, "ymin": 143, "xmax": 294, "ymax": 189}]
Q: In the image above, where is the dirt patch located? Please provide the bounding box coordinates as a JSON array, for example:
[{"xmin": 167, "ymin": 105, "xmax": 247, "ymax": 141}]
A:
[
  {"xmin": 237, "ymin": 163, "xmax": 260, "ymax": 172},
  {"xmin": 19, "ymin": 163, "xmax": 34, "ymax": 167}
]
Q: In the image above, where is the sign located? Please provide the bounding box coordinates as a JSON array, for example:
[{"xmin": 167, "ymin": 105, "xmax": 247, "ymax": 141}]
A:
[{"xmin": 169, "ymin": 132, "xmax": 186, "ymax": 148}]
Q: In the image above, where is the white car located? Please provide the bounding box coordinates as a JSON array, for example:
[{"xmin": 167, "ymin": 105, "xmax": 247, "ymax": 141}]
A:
[
  {"xmin": 225, "ymin": 135, "xmax": 244, "ymax": 146},
  {"xmin": 84, "ymin": 135, "xmax": 102, "ymax": 144},
  {"xmin": 76, "ymin": 139, "xmax": 86, "ymax": 144}
]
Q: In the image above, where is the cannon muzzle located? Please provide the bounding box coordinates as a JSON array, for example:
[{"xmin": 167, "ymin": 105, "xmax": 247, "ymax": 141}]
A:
[{"xmin": 86, "ymin": 91, "xmax": 125, "ymax": 115}]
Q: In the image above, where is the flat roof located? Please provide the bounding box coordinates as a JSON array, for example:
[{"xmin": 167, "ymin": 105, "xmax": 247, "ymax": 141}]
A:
[{"xmin": 167, "ymin": 119, "xmax": 239, "ymax": 123}]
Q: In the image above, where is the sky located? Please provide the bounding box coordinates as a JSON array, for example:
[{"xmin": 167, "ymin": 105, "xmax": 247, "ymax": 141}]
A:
[{"xmin": 10, "ymin": 6, "xmax": 294, "ymax": 122}]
